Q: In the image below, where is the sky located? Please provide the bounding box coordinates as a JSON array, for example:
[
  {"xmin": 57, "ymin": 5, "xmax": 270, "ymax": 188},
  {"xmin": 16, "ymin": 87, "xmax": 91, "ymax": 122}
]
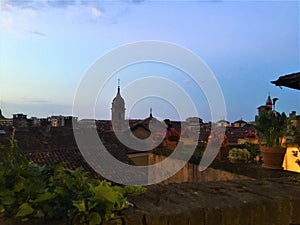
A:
[{"xmin": 0, "ymin": 0, "xmax": 299, "ymax": 122}]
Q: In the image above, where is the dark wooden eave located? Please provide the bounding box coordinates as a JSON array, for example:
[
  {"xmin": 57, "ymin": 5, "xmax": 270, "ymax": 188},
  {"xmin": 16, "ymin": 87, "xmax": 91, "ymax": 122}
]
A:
[{"xmin": 271, "ymin": 72, "xmax": 300, "ymax": 90}]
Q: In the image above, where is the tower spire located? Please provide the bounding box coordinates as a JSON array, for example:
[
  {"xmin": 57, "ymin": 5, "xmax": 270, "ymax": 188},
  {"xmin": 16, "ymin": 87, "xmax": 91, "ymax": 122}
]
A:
[
  {"xmin": 117, "ymin": 78, "xmax": 120, "ymax": 93},
  {"xmin": 112, "ymin": 78, "xmax": 125, "ymax": 132}
]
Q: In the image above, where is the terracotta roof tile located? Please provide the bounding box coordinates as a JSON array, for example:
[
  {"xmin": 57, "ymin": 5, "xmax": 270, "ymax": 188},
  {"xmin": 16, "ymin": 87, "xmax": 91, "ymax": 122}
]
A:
[{"xmin": 2, "ymin": 126, "xmax": 135, "ymax": 179}]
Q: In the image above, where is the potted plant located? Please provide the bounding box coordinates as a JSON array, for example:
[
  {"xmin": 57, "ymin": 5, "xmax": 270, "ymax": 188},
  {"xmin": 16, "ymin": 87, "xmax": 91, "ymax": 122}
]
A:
[
  {"xmin": 255, "ymin": 108, "xmax": 289, "ymax": 169},
  {"xmin": 242, "ymin": 142, "xmax": 261, "ymax": 164},
  {"xmin": 228, "ymin": 148, "xmax": 250, "ymax": 163}
]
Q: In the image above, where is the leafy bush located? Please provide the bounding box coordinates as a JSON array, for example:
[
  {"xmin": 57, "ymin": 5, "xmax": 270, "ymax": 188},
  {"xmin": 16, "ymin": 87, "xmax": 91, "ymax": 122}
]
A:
[
  {"xmin": 255, "ymin": 109, "xmax": 289, "ymax": 147},
  {"xmin": 228, "ymin": 148, "xmax": 250, "ymax": 161},
  {"xmin": 0, "ymin": 130, "xmax": 145, "ymax": 225},
  {"xmin": 241, "ymin": 142, "xmax": 261, "ymax": 164}
]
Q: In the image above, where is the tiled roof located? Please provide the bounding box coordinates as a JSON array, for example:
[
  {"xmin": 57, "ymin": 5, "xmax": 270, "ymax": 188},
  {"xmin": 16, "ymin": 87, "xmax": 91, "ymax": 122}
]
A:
[
  {"xmin": 233, "ymin": 119, "xmax": 247, "ymax": 124},
  {"xmin": 1, "ymin": 126, "xmax": 135, "ymax": 179},
  {"xmin": 217, "ymin": 119, "xmax": 230, "ymax": 123},
  {"xmin": 100, "ymin": 131, "xmax": 141, "ymax": 155},
  {"xmin": 21, "ymin": 148, "xmax": 100, "ymax": 177},
  {"xmin": 225, "ymin": 126, "xmax": 255, "ymax": 143},
  {"xmin": 0, "ymin": 120, "xmax": 256, "ymax": 182},
  {"xmin": 130, "ymin": 116, "xmax": 164, "ymax": 131}
]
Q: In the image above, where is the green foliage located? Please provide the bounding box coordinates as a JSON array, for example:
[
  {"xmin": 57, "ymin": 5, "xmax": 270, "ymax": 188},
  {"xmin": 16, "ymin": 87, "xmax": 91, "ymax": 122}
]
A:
[
  {"xmin": 0, "ymin": 130, "xmax": 146, "ymax": 224},
  {"xmin": 241, "ymin": 143, "xmax": 261, "ymax": 164},
  {"xmin": 228, "ymin": 148, "xmax": 250, "ymax": 161},
  {"xmin": 255, "ymin": 109, "xmax": 289, "ymax": 147}
]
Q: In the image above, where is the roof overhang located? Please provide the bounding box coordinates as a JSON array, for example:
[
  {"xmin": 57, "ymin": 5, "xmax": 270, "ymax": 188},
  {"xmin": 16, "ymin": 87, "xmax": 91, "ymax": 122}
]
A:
[{"xmin": 271, "ymin": 72, "xmax": 300, "ymax": 90}]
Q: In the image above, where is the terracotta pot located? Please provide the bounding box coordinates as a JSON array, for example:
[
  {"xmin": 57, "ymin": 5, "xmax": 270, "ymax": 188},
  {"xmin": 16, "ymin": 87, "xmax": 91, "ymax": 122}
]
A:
[{"xmin": 260, "ymin": 146, "xmax": 286, "ymax": 169}]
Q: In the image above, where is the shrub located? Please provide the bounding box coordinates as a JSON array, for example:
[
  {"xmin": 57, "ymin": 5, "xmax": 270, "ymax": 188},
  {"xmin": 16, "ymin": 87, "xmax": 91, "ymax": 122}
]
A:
[
  {"xmin": 228, "ymin": 148, "xmax": 250, "ymax": 161},
  {"xmin": 241, "ymin": 142, "xmax": 261, "ymax": 164},
  {"xmin": 0, "ymin": 130, "xmax": 145, "ymax": 225}
]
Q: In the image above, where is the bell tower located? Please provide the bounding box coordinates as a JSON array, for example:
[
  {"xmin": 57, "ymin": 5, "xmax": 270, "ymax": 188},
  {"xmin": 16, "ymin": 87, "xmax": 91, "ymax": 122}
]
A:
[
  {"xmin": 265, "ymin": 94, "xmax": 273, "ymax": 109},
  {"xmin": 111, "ymin": 79, "xmax": 125, "ymax": 132},
  {"xmin": 257, "ymin": 94, "xmax": 275, "ymax": 115}
]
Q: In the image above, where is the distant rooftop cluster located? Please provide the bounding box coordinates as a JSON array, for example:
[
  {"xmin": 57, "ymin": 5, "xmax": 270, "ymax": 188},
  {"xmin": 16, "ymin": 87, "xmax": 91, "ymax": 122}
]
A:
[{"xmin": 0, "ymin": 84, "xmax": 299, "ymax": 180}]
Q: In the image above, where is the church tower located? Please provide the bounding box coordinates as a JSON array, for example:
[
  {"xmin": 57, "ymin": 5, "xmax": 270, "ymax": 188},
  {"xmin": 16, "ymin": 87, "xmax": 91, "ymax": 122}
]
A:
[
  {"xmin": 257, "ymin": 94, "xmax": 274, "ymax": 115},
  {"xmin": 265, "ymin": 95, "xmax": 273, "ymax": 110},
  {"xmin": 111, "ymin": 79, "xmax": 125, "ymax": 132}
]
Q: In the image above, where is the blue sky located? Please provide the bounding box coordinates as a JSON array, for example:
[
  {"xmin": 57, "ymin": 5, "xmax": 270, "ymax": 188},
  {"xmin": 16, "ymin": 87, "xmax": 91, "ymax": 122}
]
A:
[{"xmin": 0, "ymin": 0, "xmax": 299, "ymax": 122}]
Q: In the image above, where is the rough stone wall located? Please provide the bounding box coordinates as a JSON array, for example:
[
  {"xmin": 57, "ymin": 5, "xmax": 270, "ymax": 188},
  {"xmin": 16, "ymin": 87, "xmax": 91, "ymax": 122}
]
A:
[
  {"xmin": 148, "ymin": 153, "xmax": 251, "ymax": 184},
  {"xmin": 1, "ymin": 177, "xmax": 299, "ymax": 225},
  {"xmin": 120, "ymin": 178, "xmax": 300, "ymax": 225},
  {"xmin": 2, "ymin": 156, "xmax": 299, "ymax": 225}
]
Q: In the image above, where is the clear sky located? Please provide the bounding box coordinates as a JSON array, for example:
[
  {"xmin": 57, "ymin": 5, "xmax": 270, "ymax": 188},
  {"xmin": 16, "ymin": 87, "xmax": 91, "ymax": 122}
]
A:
[{"xmin": 0, "ymin": 0, "xmax": 299, "ymax": 122}]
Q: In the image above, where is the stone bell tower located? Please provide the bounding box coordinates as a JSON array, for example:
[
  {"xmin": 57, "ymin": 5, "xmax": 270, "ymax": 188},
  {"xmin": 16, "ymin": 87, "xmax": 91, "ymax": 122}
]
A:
[{"xmin": 111, "ymin": 79, "xmax": 125, "ymax": 132}]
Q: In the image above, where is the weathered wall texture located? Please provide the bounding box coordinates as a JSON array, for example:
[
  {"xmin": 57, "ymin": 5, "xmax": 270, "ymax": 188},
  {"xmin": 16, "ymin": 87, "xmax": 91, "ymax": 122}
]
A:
[
  {"xmin": 121, "ymin": 178, "xmax": 300, "ymax": 225},
  {"xmin": 2, "ymin": 158, "xmax": 299, "ymax": 225},
  {"xmin": 148, "ymin": 153, "xmax": 251, "ymax": 184}
]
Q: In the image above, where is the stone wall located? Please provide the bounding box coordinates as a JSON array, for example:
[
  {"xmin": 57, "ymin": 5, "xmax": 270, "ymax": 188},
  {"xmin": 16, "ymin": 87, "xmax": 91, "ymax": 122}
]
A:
[
  {"xmin": 1, "ymin": 157, "xmax": 299, "ymax": 225},
  {"xmin": 1, "ymin": 177, "xmax": 299, "ymax": 225},
  {"xmin": 120, "ymin": 178, "xmax": 300, "ymax": 225},
  {"xmin": 117, "ymin": 153, "xmax": 300, "ymax": 225},
  {"xmin": 148, "ymin": 153, "xmax": 251, "ymax": 184}
]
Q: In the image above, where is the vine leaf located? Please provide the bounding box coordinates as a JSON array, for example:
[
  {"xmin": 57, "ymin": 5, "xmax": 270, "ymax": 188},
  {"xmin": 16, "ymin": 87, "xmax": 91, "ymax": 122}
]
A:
[
  {"xmin": 73, "ymin": 200, "xmax": 86, "ymax": 212},
  {"xmin": 31, "ymin": 191, "xmax": 56, "ymax": 203},
  {"xmin": 16, "ymin": 203, "xmax": 34, "ymax": 217},
  {"xmin": 88, "ymin": 212, "xmax": 102, "ymax": 225},
  {"xmin": 93, "ymin": 185, "xmax": 118, "ymax": 203}
]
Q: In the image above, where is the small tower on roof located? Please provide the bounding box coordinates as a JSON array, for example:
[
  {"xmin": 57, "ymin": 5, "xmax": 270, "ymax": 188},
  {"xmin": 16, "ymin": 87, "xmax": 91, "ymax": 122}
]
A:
[
  {"xmin": 257, "ymin": 93, "xmax": 276, "ymax": 115},
  {"xmin": 111, "ymin": 79, "xmax": 125, "ymax": 132},
  {"xmin": 265, "ymin": 94, "xmax": 273, "ymax": 109}
]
